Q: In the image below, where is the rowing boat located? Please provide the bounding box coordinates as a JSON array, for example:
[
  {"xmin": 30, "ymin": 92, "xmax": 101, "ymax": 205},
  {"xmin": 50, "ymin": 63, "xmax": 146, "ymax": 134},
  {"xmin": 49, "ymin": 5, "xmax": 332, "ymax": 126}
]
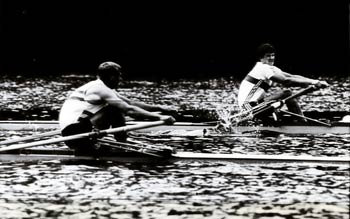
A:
[
  {"xmin": 1, "ymin": 120, "xmax": 349, "ymax": 164},
  {"xmin": 1, "ymin": 148, "xmax": 349, "ymax": 164},
  {"xmin": 1, "ymin": 120, "xmax": 349, "ymax": 135}
]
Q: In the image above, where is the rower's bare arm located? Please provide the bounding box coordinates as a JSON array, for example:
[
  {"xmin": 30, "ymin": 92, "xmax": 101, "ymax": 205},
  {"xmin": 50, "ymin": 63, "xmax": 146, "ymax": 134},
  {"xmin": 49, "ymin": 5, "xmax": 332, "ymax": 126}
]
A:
[
  {"xmin": 271, "ymin": 71, "xmax": 328, "ymax": 88},
  {"xmin": 111, "ymin": 100, "xmax": 163, "ymax": 120},
  {"xmin": 115, "ymin": 91, "xmax": 177, "ymax": 113},
  {"xmin": 88, "ymin": 87, "xmax": 175, "ymax": 124},
  {"xmin": 113, "ymin": 92, "xmax": 132, "ymax": 105},
  {"xmin": 115, "ymin": 102, "xmax": 175, "ymax": 124},
  {"xmin": 114, "ymin": 92, "xmax": 158, "ymax": 110}
]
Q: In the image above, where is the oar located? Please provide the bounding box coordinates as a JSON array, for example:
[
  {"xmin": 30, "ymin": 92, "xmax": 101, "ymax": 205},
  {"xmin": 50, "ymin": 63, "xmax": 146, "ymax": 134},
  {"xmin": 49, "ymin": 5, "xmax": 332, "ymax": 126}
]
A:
[
  {"xmin": 252, "ymin": 85, "xmax": 317, "ymax": 116},
  {"xmin": 0, "ymin": 130, "xmax": 61, "ymax": 146},
  {"xmin": 279, "ymin": 109, "xmax": 331, "ymax": 126},
  {"xmin": 0, "ymin": 120, "xmax": 166, "ymax": 152},
  {"xmin": 127, "ymin": 121, "xmax": 214, "ymax": 126},
  {"xmin": 230, "ymin": 85, "xmax": 317, "ymax": 124}
]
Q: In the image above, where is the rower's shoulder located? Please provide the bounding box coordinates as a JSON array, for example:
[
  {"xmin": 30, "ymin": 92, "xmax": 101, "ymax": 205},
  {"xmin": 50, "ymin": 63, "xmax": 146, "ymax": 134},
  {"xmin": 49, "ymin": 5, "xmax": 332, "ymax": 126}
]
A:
[{"xmin": 85, "ymin": 80, "xmax": 113, "ymax": 96}]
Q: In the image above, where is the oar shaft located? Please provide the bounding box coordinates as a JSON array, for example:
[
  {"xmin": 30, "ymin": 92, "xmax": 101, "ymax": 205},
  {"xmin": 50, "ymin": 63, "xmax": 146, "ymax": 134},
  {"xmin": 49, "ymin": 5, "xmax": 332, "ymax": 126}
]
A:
[
  {"xmin": 279, "ymin": 109, "xmax": 331, "ymax": 126},
  {"xmin": 256, "ymin": 86, "xmax": 316, "ymax": 114},
  {"xmin": 0, "ymin": 120, "xmax": 167, "ymax": 152},
  {"xmin": 242, "ymin": 86, "xmax": 317, "ymax": 118},
  {"xmin": 0, "ymin": 130, "xmax": 61, "ymax": 146},
  {"xmin": 127, "ymin": 121, "xmax": 215, "ymax": 126},
  {"xmin": 105, "ymin": 120, "xmax": 166, "ymax": 134},
  {"xmin": 284, "ymin": 85, "xmax": 316, "ymax": 102}
]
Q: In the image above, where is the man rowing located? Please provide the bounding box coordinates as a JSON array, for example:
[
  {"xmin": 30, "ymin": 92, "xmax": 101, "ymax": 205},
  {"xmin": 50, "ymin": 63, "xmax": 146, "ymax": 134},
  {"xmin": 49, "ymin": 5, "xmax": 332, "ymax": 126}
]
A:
[
  {"xmin": 59, "ymin": 61, "xmax": 176, "ymax": 155},
  {"xmin": 237, "ymin": 43, "xmax": 328, "ymax": 123}
]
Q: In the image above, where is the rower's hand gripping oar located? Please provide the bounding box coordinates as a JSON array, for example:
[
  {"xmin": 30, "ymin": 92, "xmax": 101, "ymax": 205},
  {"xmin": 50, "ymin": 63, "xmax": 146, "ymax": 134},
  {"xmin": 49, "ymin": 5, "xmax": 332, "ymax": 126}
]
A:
[
  {"xmin": 0, "ymin": 120, "xmax": 167, "ymax": 152},
  {"xmin": 229, "ymin": 85, "xmax": 318, "ymax": 126}
]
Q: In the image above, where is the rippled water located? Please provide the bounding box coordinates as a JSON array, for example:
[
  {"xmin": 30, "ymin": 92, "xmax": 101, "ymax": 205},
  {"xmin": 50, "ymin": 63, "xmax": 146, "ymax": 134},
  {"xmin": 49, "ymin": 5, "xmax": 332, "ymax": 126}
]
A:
[
  {"xmin": 0, "ymin": 75, "xmax": 349, "ymax": 218},
  {"xmin": 0, "ymin": 158, "xmax": 349, "ymax": 218}
]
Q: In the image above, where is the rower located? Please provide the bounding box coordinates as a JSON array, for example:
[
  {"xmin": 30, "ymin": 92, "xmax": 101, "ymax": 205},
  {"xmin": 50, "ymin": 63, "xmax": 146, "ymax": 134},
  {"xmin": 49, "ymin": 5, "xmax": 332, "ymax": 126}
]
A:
[
  {"xmin": 237, "ymin": 43, "xmax": 328, "ymax": 123},
  {"xmin": 59, "ymin": 61, "xmax": 176, "ymax": 155}
]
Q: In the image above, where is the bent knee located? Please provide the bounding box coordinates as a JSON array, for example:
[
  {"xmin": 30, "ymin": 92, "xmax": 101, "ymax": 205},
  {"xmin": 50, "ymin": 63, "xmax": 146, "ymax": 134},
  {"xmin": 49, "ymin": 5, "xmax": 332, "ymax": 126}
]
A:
[{"xmin": 283, "ymin": 90, "xmax": 299, "ymax": 104}]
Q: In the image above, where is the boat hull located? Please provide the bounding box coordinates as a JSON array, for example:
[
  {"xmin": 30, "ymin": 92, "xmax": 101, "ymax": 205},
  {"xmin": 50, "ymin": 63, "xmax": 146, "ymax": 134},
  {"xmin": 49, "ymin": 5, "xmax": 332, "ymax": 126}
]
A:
[
  {"xmin": 0, "ymin": 120, "xmax": 349, "ymax": 134},
  {"xmin": 0, "ymin": 148, "xmax": 349, "ymax": 164}
]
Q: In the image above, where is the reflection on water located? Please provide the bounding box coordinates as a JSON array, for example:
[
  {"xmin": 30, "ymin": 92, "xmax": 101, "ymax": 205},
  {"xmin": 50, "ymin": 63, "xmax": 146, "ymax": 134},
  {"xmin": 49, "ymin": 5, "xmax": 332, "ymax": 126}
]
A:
[{"xmin": 0, "ymin": 76, "xmax": 349, "ymax": 218}]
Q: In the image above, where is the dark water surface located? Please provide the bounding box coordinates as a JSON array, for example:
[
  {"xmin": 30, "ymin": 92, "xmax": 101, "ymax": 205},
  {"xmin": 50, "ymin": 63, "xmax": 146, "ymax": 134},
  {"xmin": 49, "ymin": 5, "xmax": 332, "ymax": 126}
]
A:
[{"xmin": 0, "ymin": 75, "xmax": 349, "ymax": 218}]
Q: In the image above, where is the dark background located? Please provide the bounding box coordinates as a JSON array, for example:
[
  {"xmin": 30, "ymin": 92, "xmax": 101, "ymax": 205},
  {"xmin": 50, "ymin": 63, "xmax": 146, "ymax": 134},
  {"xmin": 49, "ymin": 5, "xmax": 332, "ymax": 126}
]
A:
[{"xmin": 1, "ymin": 1, "xmax": 349, "ymax": 79}]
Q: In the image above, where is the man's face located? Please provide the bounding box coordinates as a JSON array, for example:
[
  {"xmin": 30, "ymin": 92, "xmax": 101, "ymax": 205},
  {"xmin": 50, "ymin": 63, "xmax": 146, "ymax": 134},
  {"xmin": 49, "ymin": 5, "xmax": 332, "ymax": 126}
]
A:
[{"xmin": 261, "ymin": 52, "xmax": 275, "ymax": 65}]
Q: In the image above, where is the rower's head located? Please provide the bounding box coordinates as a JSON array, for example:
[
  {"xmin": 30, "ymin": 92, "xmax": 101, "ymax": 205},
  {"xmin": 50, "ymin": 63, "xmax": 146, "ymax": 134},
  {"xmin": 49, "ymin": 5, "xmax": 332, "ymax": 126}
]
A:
[
  {"xmin": 257, "ymin": 43, "xmax": 275, "ymax": 66},
  {"xmin": 97, "ymin": 61, "xmax": 122, "ymax": 88}
]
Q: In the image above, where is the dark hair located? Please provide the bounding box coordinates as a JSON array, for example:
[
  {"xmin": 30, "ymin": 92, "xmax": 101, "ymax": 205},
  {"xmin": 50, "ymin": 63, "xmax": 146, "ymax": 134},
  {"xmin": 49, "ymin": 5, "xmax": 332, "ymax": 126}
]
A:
[
  {"xmin": 256, "ymin": 43, "xmax": 275, "ymax": 59},
  {"xmin": 97, "ymin": 61, "xmax": 121, "ymax": 77}
]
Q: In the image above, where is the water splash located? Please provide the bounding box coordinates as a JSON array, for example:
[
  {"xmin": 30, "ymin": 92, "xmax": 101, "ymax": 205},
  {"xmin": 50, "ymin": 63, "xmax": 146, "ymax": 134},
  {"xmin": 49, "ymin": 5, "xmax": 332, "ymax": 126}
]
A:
[
  {"xmin": 212, "ymin": 90, "xmax": 258, "ymax": 134},
  {"xmin": 213, "ymin": 93, "xmax": 240, "ymax": 132}
]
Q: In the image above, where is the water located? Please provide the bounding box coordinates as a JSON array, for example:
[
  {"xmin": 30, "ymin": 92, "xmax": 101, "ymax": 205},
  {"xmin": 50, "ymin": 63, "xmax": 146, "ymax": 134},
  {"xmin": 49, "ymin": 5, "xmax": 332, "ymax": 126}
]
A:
[
  {"xmin": 0, "ymin": 158, "xmax": 349, "ymax": 218},
  {"xmin": 0, "ymin": 75, "xmax": 349, "ymax": 218}
]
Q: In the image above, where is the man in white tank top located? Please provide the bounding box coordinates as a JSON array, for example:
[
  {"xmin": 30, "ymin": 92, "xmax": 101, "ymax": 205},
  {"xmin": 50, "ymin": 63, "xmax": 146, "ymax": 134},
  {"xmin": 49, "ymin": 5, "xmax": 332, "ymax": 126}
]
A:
[
  {"xmin": 59, "ymin": 61, "xmax": 176, "ymax": 154},
  {"xmin": 237, "ymin": 43, "xmax": 328, "ymax": 121}
]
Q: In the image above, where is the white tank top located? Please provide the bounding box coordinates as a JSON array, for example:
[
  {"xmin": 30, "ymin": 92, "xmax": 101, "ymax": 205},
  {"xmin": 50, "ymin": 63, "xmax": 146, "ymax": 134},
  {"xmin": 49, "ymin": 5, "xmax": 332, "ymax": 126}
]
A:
[
  {"xmin": 59, "ymin": 79, "xmax": 108, "ymax": 130},
  {"xmin": 238, "ymin": 62, "xmax": 282, "ymax": 107}
]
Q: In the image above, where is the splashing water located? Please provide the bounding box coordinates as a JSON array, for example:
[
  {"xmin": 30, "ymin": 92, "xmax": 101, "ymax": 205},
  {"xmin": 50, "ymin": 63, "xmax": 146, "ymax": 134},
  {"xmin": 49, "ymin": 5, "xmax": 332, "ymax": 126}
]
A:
[
  {"xmin": 212, "ymin": 91, "xmax": 259, "ymax": 134},
  {"xmin": 214, "ymin": 93, "xmax": 240, "ymax": 131}
]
